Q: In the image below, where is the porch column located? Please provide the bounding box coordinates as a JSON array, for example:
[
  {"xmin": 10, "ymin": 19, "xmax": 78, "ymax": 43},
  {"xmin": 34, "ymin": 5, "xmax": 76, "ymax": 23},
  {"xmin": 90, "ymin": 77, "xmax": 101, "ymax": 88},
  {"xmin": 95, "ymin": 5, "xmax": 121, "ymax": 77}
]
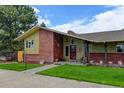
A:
[
  {"xmin": 84, "ymin": 40, "xmax": 89, "ymax": 63},
  {"xmin": 104, "ymin": 42, "xmax": 107, "ymax": 64}
]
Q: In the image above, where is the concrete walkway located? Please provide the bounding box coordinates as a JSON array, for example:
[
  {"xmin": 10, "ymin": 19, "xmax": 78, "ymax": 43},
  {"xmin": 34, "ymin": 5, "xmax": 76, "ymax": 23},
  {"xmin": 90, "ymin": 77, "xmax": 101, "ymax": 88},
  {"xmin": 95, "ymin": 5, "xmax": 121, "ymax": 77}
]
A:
[
  {"xmin": 22, "ymin": 64, "xmax": 58, "ymax": 74},
  {"xmin": 0, "ymin": 64, "xmax": 117, "ymax": 88}
]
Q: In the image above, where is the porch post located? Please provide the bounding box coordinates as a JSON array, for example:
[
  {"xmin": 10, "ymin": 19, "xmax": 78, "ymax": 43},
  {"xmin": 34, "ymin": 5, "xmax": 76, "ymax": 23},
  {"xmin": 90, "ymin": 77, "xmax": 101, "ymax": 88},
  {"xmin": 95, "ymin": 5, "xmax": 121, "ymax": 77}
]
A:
[
  {"xmin": 104, "ymin": 42, "xmax": 107, "ymax": 64},
  {"xmin": 84, "ymin": 40, "xmax": 89, "ymax": 63}
]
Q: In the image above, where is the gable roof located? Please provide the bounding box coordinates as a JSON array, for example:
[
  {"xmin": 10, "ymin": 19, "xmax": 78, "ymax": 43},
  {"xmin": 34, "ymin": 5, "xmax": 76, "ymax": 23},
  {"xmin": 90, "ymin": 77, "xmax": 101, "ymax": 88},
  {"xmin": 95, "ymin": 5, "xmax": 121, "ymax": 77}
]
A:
[
  {"xmin": 79, "ymin": 29, "xmax": 124, "ymax": 42},
  {"xmin": 15, "ymin": 25, "xmax": 90, "ymax": 41},
  {"xmin": 15, "ymin": 25, "xmax": 124, "ymax": 43}
]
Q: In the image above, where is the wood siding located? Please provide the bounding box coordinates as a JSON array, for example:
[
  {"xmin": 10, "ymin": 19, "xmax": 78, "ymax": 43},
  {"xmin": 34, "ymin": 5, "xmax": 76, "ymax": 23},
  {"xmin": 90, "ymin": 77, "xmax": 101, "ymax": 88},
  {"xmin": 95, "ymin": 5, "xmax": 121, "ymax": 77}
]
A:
[{"xmin": 24, "ymin": 31, "xmax": 39, "ymax": 54}]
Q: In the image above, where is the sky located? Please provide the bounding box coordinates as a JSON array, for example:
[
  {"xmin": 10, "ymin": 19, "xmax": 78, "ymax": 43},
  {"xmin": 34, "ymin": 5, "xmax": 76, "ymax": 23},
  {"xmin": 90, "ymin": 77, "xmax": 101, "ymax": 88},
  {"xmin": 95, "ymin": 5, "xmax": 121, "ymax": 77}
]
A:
[{"xmin": 32, "ymin": 5, "xmax": 124, "ymax": 33}]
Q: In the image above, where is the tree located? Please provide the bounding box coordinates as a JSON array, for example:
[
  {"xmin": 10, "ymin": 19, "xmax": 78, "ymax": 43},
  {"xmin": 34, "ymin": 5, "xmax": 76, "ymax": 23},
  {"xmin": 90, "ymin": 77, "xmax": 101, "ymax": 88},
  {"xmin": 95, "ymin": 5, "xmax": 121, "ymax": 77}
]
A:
[
  {"xmin": 0, "ymin": 5, "xmax": 38, "ymax": 52},
  {"xmin": 40, "ymin": 22, "xmax": 47, "ymax": 27}
]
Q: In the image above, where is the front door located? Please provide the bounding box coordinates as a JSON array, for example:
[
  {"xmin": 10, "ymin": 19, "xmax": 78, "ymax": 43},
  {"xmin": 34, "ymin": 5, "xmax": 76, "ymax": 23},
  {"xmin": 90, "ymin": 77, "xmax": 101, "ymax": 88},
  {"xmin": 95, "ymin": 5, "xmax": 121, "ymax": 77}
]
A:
[{"xmin": 70, "ymin": 45, "xmax": 76, "ymax": 60}]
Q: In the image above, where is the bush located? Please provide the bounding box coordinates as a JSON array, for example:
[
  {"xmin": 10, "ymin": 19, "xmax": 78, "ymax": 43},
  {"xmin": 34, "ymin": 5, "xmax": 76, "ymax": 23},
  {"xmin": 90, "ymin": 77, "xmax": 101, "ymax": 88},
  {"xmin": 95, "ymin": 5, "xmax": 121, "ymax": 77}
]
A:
[{"xmin": 0, "ymin": 52, "xmax": 17, "ymax": 61}]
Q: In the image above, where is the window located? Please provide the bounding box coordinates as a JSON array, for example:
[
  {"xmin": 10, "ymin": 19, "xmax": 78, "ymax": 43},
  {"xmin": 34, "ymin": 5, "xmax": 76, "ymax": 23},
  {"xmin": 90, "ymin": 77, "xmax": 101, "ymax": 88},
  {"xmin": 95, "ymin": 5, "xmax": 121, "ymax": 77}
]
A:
[
  {"xmin": 31, "ymin": 40, "xmax": 34, "ymax": 48},
  {"xmin": 65, "ymin": 46, "xmax": 69, "ymax": 56},
  {"xmin": 28, "ymin": 41, "xmax": 31, "ymax": 48},
  {"xmin": 116, "ymin": 45, "xmax": 124, "ymax": 52},
  {"xmin": 25, "ymin": 40, "xmax": 34, "ymax": 48},
  {"xmin": 70, "ymin": 45, "xmax": 76, "ymax": 52},
  {"xmin": 26, "ymin": 40, "xmax": 28, "ymax": 48},
  {"xmin": 71, "ymin": 40, "xmax": 74, "ymax": 44}
]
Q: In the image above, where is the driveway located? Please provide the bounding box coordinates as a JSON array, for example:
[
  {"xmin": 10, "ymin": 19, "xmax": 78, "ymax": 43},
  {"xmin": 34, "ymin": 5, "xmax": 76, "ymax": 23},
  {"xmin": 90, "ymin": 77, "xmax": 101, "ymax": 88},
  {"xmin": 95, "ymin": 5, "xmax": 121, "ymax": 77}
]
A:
[{"xmin": 0, "ymin": 64, "xmax": 117, "ymax": 88}]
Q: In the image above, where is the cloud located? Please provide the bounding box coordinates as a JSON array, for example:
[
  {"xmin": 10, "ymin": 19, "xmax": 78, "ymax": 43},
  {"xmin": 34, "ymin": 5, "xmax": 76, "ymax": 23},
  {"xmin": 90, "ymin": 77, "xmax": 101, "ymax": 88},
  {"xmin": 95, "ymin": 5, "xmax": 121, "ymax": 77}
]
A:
[
  {"xmin": 38, "ymin": 15, "xmax": 51, "ymax": 26},
  {"xmin": 51, "ymin": 6, "xmax": 124, "ymax": 34},
  {"xmin": 31, "ymin": 6, "xmax": 51, "ymax": 26},
  {"xmin": 32, "ymin": 6, "xmax": 40, "ymax": 14},
  {"xmin": 51, "ymin": 19, "xmax": 87, "ymax": 32}
]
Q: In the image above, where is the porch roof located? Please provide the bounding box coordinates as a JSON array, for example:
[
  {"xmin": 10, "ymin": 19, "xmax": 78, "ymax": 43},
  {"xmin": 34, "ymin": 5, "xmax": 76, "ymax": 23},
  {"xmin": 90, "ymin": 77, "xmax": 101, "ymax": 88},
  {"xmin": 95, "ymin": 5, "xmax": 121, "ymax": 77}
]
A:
[
  {"xmin": 14, "ymin": 25, "xmax": 90, "ymax": 41},
  {"xmin": 79, "ymin": 29, "xmax": 124, "ymax": 43}
]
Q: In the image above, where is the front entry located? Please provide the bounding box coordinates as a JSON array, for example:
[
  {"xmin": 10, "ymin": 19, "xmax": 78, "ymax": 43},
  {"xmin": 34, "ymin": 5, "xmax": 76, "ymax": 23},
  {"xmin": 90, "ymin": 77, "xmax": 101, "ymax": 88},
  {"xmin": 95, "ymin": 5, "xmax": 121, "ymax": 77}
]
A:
[{"xmin": 70, "ymin": 45, "xmax": 76, "ymax": 60}]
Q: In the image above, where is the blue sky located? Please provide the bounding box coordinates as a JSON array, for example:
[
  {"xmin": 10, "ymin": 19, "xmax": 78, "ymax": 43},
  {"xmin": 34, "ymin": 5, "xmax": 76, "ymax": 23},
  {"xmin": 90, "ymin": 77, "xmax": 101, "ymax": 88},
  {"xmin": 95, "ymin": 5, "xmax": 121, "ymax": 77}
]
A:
[
  {"xmin": 32, "ymin": 5, "xmax": 113, "ymax": 25},
  {"xmin": 32, "ymin": 5, "xmax": 124, "ymax": 33}
]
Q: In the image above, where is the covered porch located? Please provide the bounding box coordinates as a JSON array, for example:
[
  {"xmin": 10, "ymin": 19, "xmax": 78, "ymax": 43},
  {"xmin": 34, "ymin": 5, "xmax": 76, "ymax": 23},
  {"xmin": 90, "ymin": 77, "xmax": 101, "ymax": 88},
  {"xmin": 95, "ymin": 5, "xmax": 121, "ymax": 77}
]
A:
[{"xmin": 88, "ymin": 41, "xmax": 124, "ymax": 65}]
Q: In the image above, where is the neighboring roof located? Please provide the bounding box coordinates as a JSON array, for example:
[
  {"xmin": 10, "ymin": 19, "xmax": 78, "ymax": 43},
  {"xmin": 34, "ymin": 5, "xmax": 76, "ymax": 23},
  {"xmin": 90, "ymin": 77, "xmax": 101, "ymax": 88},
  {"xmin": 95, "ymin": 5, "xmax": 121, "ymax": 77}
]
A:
[
  {"xmin": 15, "ymin": 25, "xmax": 90, "ymax": 41},
  {"xmin": 79, "ymin": 29, "xmax": 124, "ymax": 42}
]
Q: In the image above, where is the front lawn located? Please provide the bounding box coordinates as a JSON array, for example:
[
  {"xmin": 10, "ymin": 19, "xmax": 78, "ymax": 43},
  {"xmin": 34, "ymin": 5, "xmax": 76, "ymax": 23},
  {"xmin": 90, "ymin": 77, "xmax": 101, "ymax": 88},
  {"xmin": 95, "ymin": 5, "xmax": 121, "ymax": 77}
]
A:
[
  {"xmin": 0, "ymin": 63, "xmax": 42, "ymax": 71},
  {"xmin": 37, "ymin": 64, "xmax": 124, "ymax": 87}
]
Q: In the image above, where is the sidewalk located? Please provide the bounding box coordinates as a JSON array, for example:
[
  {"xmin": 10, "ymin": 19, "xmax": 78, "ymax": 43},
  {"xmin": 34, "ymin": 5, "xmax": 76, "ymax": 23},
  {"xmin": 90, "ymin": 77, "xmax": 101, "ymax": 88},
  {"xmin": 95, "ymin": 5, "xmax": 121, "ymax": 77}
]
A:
[{"xmin": 22, "ymin": 64, "xmax": 59, "ymax": 74}]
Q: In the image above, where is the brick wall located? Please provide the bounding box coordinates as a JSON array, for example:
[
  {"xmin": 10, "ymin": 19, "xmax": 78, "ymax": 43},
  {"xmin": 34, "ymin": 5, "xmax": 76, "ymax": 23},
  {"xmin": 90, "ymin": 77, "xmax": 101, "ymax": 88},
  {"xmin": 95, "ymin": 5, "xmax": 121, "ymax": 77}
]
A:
[
  {"xmin": 89, "ymin": 53, "xmax": 124, "ymax": 64},
  {"xmin": 25, "ymin": 54, "xmax": 41, "ymax": 64},
  {"xmin": 39, "ymin": 28, "xmax": 54, "ymax": 63},
  {"xmin": 89, "ymin": 53, "xmax": 105, "ymax": 63},
  {"xmin": 107, "ymin": 53, "xmax": 124, "ymax": 64},
  {"xmin": 53, "ymin": 33, "xmax": 63, "ymax": 61}
]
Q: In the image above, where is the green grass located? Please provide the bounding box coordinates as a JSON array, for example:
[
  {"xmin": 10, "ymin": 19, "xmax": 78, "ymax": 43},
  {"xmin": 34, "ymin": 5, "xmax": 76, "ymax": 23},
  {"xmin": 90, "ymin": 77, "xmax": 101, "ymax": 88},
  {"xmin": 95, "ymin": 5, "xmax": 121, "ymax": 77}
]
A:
[
  {"xmin": 37, "ymin": 64, "xmax": 124, "ymax": 87},
  {"xmin": 0, "ymin": 63, "xmax": 42, "ymax": 71}
]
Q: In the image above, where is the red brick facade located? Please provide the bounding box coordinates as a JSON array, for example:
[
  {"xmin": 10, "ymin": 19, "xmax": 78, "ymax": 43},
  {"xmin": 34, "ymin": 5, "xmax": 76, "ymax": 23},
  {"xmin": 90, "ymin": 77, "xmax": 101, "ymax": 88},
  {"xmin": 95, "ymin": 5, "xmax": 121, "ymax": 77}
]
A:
[
  {"xmin": 39, "ymin": 28, "xmax": 54, "ymax": 63},
  {"xmin": 25, "ymin": 54, "xmax": 41, "ymax": 64},
  {"xmin": 107, "ymin": 53, "xmax": 124, "ymax": 64},
  {"xmin": 25, "ymin": 29, "xmax": 64, "ymax": 64},
  {"xmin": 89, "ymin": 53, "xmax": 124, "ymax": 64},
  {"xmin": 89, "ymin": 53, "xmax": 105, "ymax": 63},
  {"xmin": 53, "ymin": 33, "xmax": 63, "ymax": 61}
]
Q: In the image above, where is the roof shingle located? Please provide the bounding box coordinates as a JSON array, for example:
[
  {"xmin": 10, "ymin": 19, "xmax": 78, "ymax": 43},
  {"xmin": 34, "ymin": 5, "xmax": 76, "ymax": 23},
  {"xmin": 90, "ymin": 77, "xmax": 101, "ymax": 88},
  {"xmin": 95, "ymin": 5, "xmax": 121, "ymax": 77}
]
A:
[{"xmin": 79, "ymin": 29, "xmax": 124, "ymax": 42}]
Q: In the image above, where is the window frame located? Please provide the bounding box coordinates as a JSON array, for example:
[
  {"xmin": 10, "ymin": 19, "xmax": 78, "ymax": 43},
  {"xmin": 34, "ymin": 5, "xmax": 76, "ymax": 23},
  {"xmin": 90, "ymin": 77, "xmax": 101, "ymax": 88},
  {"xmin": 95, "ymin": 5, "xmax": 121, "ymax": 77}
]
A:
[
  {"xmin": 25, "ymin": 40, "xmax": 35, "ymax": 48},
  {"xmin": 31, "ymin": 40, "xmax": 34, "ymax": 48},
  {"xmin": 26, "ymin": 40, "xmax": 28, "ymax": 48},
  {"xmin": 116, "ymin": 44, "xmax": 124, "ymax": 53}
]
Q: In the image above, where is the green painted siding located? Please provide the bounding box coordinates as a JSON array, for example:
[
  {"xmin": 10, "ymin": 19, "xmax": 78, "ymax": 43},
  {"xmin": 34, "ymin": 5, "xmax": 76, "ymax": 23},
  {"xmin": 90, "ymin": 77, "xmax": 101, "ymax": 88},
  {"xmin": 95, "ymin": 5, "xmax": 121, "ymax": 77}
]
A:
[
  {"xmin": 107, "ymin": 42, "xmax": 116, "ymax": 52},
  {"xmin": 89, "ymin": 42, "xmax": 124, "ymax": 53},
  {"xmin": 63, "ymin": 36, "xmax": 84, "ymax": 62},
  {"xmin": 89, "ymin": 43, "xmax": 105, "ymax": 53}
]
